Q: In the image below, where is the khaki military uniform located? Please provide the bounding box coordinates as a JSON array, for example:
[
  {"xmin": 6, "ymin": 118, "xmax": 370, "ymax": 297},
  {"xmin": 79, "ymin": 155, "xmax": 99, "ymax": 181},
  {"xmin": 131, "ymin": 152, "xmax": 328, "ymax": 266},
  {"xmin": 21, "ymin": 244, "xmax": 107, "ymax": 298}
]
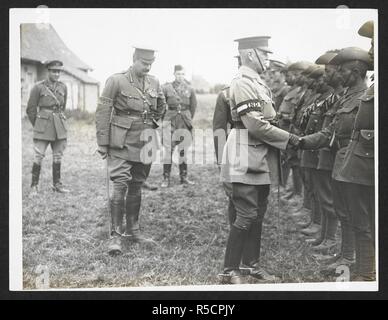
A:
[
  {"xmin": 96, "ymin": 68, "xmax": 165, "ymax": 164},
  {"xmin": 95, "ymin": 67, "xmax": 166, "ymax": 236},
  {"xmin": 221, "ymin": 66, "xmax": 290, "ymax": 271},
  {"xmin": 302, "ymin": 82, "xmax": 367, "ymax": 261},
  {"xmin": 340, "ymin": 84, "xmax": 375, "ymax": 279},
  {"xmin": 300, "ymin": 88, "xmax": 340, "ymax": 242},
  {"xmin": 26, "ymin": 79, "xmax": 68, "ymax": 164},
  {"xmin": 161, "ymin": 80, "xmax": 197, "ymax": 178}
]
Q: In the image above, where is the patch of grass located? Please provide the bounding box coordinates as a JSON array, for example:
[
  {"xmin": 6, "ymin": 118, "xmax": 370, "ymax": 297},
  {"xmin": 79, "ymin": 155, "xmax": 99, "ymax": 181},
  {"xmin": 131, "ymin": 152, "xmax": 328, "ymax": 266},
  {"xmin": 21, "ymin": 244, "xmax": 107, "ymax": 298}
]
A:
[{"xmin": 22, "ymin": 95, "xmax": 337, "ymax": 289}]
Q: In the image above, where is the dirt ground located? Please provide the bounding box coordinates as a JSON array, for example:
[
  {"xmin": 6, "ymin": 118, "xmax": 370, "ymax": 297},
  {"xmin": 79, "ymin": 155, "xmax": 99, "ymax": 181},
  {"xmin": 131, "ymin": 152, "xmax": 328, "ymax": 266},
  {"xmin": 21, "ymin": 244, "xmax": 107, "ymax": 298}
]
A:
[{"xmin": 22, "ymin": 94, "xmax": 334, "ymax": 289}]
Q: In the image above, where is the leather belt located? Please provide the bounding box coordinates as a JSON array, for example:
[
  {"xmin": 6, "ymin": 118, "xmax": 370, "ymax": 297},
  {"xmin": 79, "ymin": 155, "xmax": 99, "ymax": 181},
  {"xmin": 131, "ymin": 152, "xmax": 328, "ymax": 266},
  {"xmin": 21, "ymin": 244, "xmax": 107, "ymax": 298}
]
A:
[
  {"xmin": 39, "ymin": 106, "xmax": 63, "ymax": 113},
  {"xmin": 114, "ymin": 108, "xmax": 153, "ymax": 119},
  {"xmin": 168, "ymin": 105, "xmax": 189, "ymax": 111}
]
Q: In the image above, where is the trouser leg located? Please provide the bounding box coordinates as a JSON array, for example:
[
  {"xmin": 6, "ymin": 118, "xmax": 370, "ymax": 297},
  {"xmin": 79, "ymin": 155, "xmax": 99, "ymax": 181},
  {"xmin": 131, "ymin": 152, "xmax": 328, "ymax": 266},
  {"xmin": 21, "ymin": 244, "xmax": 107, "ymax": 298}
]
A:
[
  {"xmin": 224, "ymin": 183, "xmax": 265, "ymax": 271},
  {"xmin": 242, "ymin": 185, "xmax": 269, "ymax": 266},
  {"xmin": 223, "ymin": 182, "xmax": 236, "ymax": 225},
  {"xmin": 292, "ymin": 166, "xmax": 303, "ymax": 196},
  {"xmin": 332, "ymin": 179, "xmax": 355, "ymax": 260},
  {"xmin": 301, "ymin": 167, "xmax": 312, "ymax": 211},
  {"xmin": 314, "ymin": 170, "xmax": 338, "ymax": 241},
  {"xmin": 344, "ymin": 182, "xmax": 375, "ymax": 280},
  {"xmin": 33, "ymin": 139, "xmax": 50, "ymax": 165}
]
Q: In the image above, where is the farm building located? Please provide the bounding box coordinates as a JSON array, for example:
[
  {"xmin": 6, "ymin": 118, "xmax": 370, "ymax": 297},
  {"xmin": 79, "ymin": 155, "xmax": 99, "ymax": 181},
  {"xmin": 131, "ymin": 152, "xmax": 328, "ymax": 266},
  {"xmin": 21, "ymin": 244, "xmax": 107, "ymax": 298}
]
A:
[{"xmin": 20, "ymin": 23, "xmax": 99, "ymax": 112}]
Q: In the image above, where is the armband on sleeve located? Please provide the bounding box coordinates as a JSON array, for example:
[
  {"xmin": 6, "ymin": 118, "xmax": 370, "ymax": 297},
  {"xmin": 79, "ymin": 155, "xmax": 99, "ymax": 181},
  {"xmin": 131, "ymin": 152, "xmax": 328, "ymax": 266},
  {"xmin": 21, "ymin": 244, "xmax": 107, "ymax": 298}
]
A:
[
  {"xmin": 98, "ymin": 96, "xmax": 113, "ymax": 107},
  {"xmin": 235, "ymin": 99, "xmax": 263, "ymax": 116}
]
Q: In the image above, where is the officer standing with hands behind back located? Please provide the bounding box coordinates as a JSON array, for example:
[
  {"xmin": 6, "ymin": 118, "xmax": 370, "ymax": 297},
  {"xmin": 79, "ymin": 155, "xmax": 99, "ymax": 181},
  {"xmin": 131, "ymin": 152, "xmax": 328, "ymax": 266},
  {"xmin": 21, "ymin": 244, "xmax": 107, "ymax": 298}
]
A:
[
  {"xmin": 27, "ymin": 60, "xmax": 70, "ymax": 195},
  {"xmin": 161, "ymin": 65, "xmax": 197, "ymax": 187}
]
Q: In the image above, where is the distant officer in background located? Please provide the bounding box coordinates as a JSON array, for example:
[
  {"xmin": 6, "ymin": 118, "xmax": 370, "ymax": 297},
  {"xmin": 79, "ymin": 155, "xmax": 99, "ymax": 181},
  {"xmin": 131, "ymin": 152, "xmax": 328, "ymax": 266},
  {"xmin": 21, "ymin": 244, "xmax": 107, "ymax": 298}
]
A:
[
  {"xmin": 300, "ymin": 47, "xmax": 372, "ymax": 275},
  {"xmin": 161, "ymin": 65, "xmax": 197, "ymax": 187},
  {"xmin": 26, "ymin": 60, "xmax": 70, "ymax": 194},
  {"xmin": 220, "ymin": 36, "xmax": 301, "ymax": 284},
  {"xmin": 96, "ymin": 47, "xmax": 166, "ymax": 255},
  {"xmin": 340, "ymin": 21, "xmax": 375, "ymax": 281}
]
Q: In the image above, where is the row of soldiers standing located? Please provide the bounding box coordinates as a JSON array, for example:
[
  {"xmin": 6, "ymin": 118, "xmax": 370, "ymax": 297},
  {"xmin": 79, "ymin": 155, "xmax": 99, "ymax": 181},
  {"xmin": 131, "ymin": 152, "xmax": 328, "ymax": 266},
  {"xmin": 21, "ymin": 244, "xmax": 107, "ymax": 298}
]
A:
[{"xmin": 213, "ymin": 20, "xmax": 374, "ymax": 283}]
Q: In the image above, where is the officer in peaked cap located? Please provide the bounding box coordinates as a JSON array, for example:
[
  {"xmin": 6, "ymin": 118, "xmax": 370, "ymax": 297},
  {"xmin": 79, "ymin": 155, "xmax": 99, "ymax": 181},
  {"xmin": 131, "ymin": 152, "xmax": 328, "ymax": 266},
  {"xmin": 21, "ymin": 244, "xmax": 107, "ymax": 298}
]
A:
[
  {"xmin": 26, "ymin": 59, "xmax": 70, "ymax": 195},
  {"xmin": 95, "ymin": 45, "xmax": 166, "ymax": 255},
  {"xmin": 339, "ymin": 21, "xmax": 375, "ymax": 281},
  {"xmin": 46, "ymin": 60, "xmax": 64, "ymax": 70},
  {"xmin": 219, "ymin": 36, "xmax": 301, "ymax": 284},
  {"xmin": 299, "ymin": 47, "xmax": 371, "ymax": 276},
  {"xmin": 161, "ymin": 64, "xmax": 197, "ymax": 187}
]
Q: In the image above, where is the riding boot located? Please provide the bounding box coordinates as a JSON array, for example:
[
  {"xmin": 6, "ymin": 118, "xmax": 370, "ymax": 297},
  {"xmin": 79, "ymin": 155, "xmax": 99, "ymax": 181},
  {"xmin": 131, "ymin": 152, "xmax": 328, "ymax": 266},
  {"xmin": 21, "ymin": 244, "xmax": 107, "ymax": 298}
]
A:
[
  {"xmin": 30, "ymin": 162, "xmax": 41, "ymax": 193},
  {"xmin": 179, "ymin": 163, "xmax": 195, "ymax": 185},
  {"xmin": 223, "ymin": 225, "xmax": 247, "ymax": 283},
  {"xmin": 52, "ymin": 162, "xmax": 70, "ymax": 193},
  {"xmin": 108, "ymin": 199, "xmax": 124, "ymax": 255},
  {"xmin": 125, "ymin": 193, "xmax": 154, "ymax": 244}
]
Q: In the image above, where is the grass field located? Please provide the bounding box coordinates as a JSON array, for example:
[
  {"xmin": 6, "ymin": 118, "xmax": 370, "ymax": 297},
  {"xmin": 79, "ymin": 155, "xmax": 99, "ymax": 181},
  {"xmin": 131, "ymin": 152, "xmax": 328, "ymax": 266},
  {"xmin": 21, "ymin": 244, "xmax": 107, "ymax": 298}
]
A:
[{"xmin": 22, "ymin": 94, "xmax": 332, "ymax": 289}]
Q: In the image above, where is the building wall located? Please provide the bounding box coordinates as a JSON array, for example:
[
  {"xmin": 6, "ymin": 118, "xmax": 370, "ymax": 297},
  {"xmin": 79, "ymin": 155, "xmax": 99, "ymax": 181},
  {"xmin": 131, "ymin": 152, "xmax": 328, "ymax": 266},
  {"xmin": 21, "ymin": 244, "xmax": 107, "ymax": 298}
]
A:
[
  {"xmin": 84, "ymin": 83, "xmax": 99, "ymax": 113},
  {"xmin": 21, "ymin": 62, "xmax": 38, "ymax": 106},
  {"xmin": 60, "ymin": 72, "xmax": 81, "ymax": 110}
]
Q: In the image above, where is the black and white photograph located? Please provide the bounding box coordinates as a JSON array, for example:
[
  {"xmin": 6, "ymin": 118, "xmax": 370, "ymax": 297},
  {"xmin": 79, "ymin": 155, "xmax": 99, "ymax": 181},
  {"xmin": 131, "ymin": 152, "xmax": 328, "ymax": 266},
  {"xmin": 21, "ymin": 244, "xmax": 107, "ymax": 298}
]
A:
[{"xmin": 9, "ymin": 7, "xmax": 377, "ymax": 291}]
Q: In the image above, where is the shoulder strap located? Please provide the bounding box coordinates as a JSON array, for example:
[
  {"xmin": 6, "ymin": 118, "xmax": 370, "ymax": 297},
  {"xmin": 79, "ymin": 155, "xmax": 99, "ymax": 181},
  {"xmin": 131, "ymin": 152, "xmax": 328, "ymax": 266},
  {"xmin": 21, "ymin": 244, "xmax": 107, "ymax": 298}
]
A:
[{"xmin": 43, "ymin": 84, "xmax": 61, "ymax": 106}]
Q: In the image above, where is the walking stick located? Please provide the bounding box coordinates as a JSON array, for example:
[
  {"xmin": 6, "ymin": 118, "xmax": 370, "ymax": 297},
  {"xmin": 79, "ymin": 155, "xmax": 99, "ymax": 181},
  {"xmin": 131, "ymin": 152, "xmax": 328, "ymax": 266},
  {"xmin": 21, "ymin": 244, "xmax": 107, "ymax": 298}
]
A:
[{"xmin": 105, "ymin": 157, "xmax": 112, "ymax": 237}]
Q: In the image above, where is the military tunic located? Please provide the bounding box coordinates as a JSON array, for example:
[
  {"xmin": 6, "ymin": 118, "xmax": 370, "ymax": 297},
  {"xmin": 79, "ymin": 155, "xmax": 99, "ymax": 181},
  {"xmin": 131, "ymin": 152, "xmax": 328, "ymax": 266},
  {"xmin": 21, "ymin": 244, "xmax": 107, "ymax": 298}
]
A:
[
  {"xmin": 316, "ymin": 88, "xmax": 347, "ymax": 171},
  {"xmin": 302, "ymin": 82, "xmax": 367, "ymax": 181},
  {"xmin": 340, "ymin": 84, "xmax": 374, "ymax": 186},
  {"xmin": 298, "ymin": 90, "xmax": 322, "ymax": 169},
  {"xmin": 162, "ymin": 80, "xmax": 197, "ymax": 131},
  {"xmin": 95, "ymin": 68, "xmax": 166, "ymax": 163},
  {"xmin": 221, "ymin": 66, "xmax": 290, "ymax": 186},
  {"xmin": 26, "ymin": 79, "xmax": 68, "ymax": 141}
]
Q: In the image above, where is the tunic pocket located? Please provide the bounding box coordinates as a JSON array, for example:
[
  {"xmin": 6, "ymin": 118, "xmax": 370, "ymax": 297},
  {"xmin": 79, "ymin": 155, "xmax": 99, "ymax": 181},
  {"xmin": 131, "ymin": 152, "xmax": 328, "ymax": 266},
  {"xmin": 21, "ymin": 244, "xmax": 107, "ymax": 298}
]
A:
[
  {"xmin": 109, "ymin": 115, "xmax": 133, "ymax": 149},
  {"xmin": 354, "ymin": 130, "xmax": 374, "ymax": 158},
  {"xmin": 34, "ymin": 112, "xmax": 50, "ymax": 133},
  {"xmin": 235, "ymin": 138, "xmax": 269, "ymax": 174}
]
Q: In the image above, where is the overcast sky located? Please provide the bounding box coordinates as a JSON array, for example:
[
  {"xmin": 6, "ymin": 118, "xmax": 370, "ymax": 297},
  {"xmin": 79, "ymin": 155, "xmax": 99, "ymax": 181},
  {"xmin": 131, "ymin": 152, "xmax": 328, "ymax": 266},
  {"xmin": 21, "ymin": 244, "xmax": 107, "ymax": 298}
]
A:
[{"xmin": 15, "ymin": 8, "xmax": 376, "ymax": 86}]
